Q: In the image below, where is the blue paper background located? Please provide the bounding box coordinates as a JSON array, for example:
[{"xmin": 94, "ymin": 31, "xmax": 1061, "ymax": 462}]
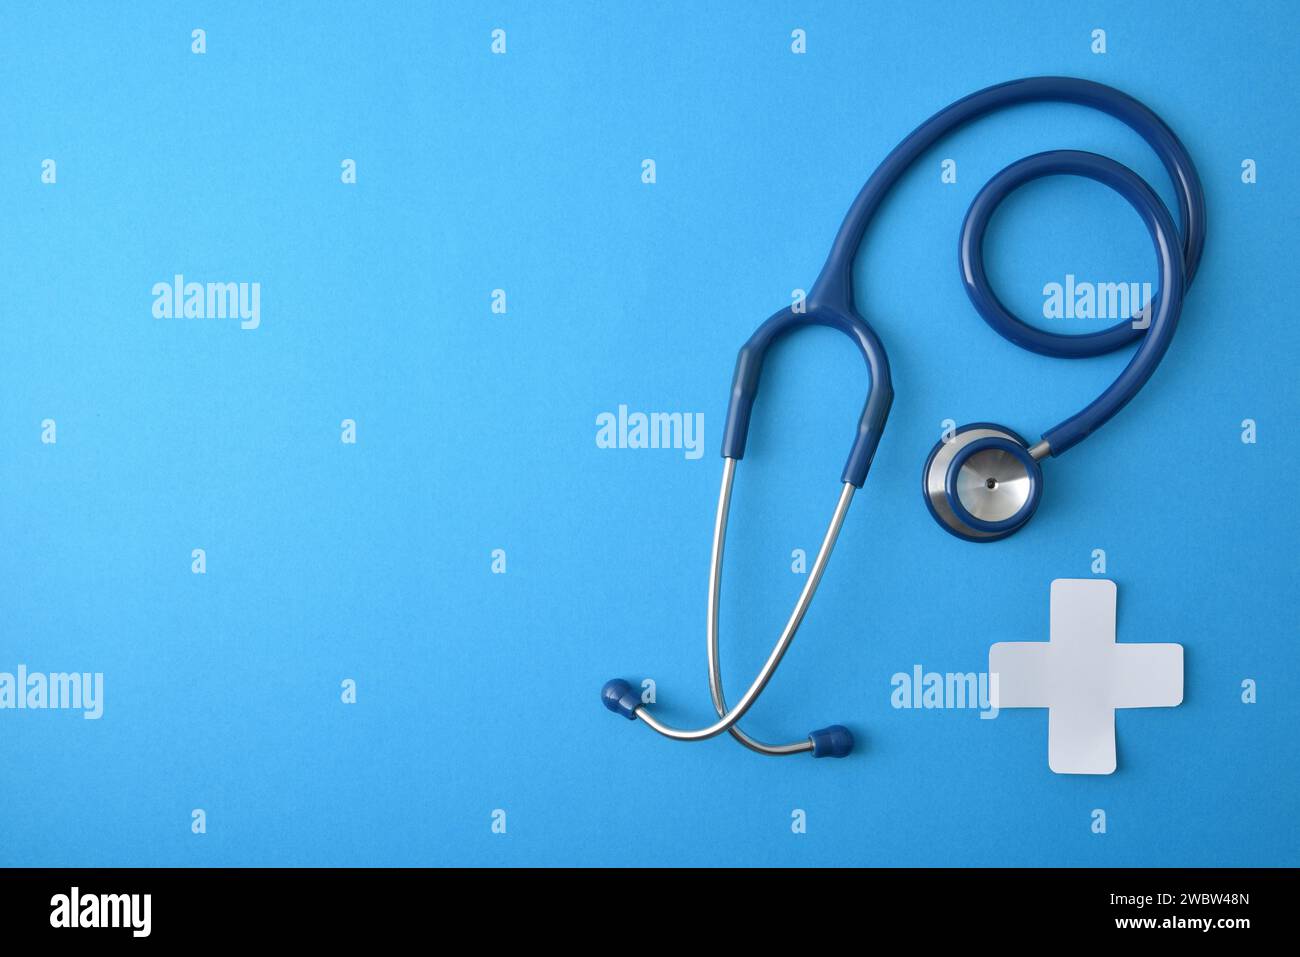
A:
[{"xmin": 1, "ymin": 0, "xmax": 1296, "ymax": 867}]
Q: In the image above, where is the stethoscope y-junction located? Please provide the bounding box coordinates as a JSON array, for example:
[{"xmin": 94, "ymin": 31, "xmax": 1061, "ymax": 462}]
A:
[{"xmin": 602, "ymin": 76, "xmax": 1206, "ymax": 758}]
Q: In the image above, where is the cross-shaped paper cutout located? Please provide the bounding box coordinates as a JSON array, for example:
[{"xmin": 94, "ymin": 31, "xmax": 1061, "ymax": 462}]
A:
[{"xmin": 989, "ymin": 578, "xmax": 1183, "ymax": 774}]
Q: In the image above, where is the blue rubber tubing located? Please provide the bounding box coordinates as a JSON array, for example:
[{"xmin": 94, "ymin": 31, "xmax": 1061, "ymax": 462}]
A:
[
  {"xmin": 959, "ymin": 149, "xmax": 1185, "ymax": 453},
  {"xmin": 720, "ymin": 76, "xmax": 1206, "ymax": 473}
]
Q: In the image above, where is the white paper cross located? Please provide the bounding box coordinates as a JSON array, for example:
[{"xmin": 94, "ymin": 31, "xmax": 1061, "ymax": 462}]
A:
[{"xmin": 989, "ymin": 578, "xmax": 1183, "ymax": 774}]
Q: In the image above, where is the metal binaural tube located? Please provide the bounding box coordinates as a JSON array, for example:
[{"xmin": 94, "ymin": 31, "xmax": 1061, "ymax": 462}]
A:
[{"xmin": 629, "ymin": 458, "xmax": 854, "ymax": 747}]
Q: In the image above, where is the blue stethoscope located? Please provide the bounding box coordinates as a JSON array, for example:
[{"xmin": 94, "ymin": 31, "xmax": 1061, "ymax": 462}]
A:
[{"xmin": 602, "ymin": 76, "xmax": 1206, "ymax": 758}]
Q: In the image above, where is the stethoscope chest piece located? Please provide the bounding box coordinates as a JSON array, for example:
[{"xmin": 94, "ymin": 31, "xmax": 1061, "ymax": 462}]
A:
[{"xmin": 923, "ymin": 423, "xmax": 1044, "ymax": 542}]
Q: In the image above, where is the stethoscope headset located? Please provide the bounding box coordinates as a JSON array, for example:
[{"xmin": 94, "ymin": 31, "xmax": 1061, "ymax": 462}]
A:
[{"xmin": 602, "ymin": 76, "xmax": 1207, "ymax": 759}]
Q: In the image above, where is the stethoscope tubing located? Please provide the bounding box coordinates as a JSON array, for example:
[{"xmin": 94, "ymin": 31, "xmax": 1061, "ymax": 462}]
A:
[
  {"xmin": 959, "ymin": 149, "xmax": 1186, "ymax": 454},
  {"xmin": 810, "ymin": 75, "xmax": 1205, "ymax": 311},
  {"xmin": 720, "ymin": 77, "xmax": 1207, "ymax": 496}
]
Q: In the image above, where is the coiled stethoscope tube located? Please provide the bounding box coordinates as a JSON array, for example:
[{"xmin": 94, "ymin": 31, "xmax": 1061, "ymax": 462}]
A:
[{"xmin": 603, "ymin": 76, "xmax": 1206, "ymax": 756}]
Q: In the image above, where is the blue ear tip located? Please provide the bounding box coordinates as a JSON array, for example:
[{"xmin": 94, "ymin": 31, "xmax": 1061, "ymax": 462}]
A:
[
  {"xmin": 809, "ymin": 725, "xmax": 854, "ymax": 758},
  {"xmin": 601, "ymin": 679, "xmax": 640, "ymax": 719}
]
